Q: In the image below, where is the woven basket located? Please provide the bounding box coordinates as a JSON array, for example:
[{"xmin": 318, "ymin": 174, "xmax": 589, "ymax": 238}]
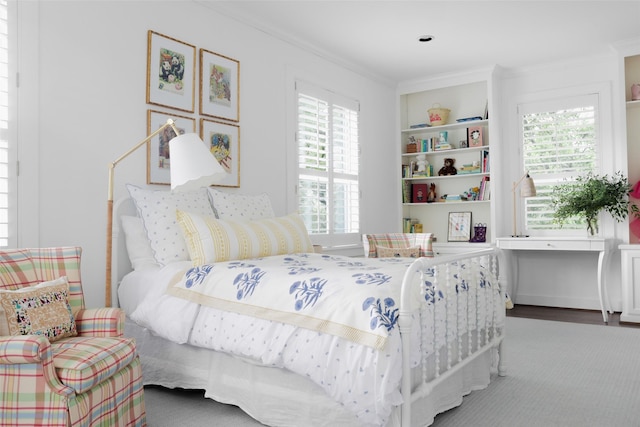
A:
[{"xmin": 428, "ymin": 104, "xmax": 450, "ymax": 126}]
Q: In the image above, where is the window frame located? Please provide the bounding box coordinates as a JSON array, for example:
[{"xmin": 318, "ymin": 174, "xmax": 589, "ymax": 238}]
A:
[
  {"xmin": 293, "ymin": 80, "xmax": 361, "ymax": 249},
  {"xmin": 515, "ymin": 83, "xmax": 615, "ymax": 238}
]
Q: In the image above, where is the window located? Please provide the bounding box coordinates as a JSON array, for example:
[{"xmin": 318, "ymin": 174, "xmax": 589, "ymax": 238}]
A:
[
  {"xmin": 0, "ymin": 0, "xmax": 8, "ymax": 247},
  {"xmin": 520, "ymin": 94, "xmax": 599, "ymax": 234},
  {"xmin": 295, "ymin": 81, "xmax": 360, "ymax": 247}
]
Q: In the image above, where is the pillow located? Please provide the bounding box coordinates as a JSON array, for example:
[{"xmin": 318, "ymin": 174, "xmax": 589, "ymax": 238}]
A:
[
  {"xmin": 376, "ymin": 245, "xmax": 420, "ymax": 258},
  {"xmin": 0, "ymin": 249, "xmax": 40, "ymax": 291},
  {"xmin": 177, "ymin": 210, "xmax": 314, "ymax": 264},
  {"xmin": 120, "ymin": 216, "xmax": 159, "ymax": 270},
  {"xmin": 363, "ymin": 233, "xmax": 434, "ymax": 258},
  {"xmin": 208, "ymin": 188, "xmax": 275, "ymax": 220},
  {"xmin": 0, "ymin": 276, "xmax": 77, "ymax": 341},
  {"xmin": 127, "ymin": 184, "xmax": 215, "ymax": 265}
]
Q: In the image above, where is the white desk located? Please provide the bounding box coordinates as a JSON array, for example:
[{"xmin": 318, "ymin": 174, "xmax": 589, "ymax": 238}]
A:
[{"xmin": 496, "ymin": 237, "xmax": 612, "ymax": 322}]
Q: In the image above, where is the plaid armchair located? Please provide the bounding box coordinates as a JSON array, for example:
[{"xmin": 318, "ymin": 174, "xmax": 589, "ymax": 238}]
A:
[{"xmin": 0, "ymin": 247, "xmax": 146, "ymax": 427}]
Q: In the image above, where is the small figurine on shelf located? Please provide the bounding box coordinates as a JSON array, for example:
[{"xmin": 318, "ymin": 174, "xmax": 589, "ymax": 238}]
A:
[
  {"xmin": 415, "ymin": 154, "xmax": 428, "ymax": 174},
  {"xmin": 438, "ymin": 158, "xmax": 457, "ymax": 176},
  {"xmin": 427, "ymin": 183, "xmax": 437, "ymax": 203}
]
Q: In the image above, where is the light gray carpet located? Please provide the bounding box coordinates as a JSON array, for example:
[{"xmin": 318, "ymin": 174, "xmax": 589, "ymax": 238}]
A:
[{"xmin": 144, "ymin": 317, "xmax": 640, "ymax": 426}]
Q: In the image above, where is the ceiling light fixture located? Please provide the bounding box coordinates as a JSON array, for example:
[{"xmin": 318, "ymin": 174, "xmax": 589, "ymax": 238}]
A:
[{"xmin": 418, "ymin": 35, "xmax": 434, "ymax": 43}]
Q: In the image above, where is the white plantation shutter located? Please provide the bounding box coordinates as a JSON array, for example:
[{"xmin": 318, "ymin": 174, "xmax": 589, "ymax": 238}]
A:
[
  {"xmin": 520, "ymin": 94, "xmax": 599, "ymax": 232},
  {"xmin": 0, "ymin": 0, "xmax": 8, "ymax": 247},
  {"xmin": 296, "ymin": 81, "xmax": 360, "ymax": 247}
]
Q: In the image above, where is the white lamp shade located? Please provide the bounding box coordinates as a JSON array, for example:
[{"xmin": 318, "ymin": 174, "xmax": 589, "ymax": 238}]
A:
[
  {"xmin": 521, "ymin": 176, "xmax": 537, "ymax": 198},
  {"xmin": 169, "ymin": 133, "xmax": 227, "ymax": 191}
]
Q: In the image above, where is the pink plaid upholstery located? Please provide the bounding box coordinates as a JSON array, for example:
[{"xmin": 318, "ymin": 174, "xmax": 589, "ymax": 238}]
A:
[
  {"xmin": 363, "ymin": 233, "xmax": 435, "ymax": 258},
  {"xmin": 0, "ymin": 247, "xmax": 146, "ymax": 427}
]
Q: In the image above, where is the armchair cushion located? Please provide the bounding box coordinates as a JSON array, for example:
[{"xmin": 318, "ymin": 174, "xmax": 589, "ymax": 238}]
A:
[
  {"xmin": 0, "ymin": 277, "xmax": 77, "ymax": 342},
  {"xmin": 51, "ymin": 336, "xmax": 137, "ymax": 394}
]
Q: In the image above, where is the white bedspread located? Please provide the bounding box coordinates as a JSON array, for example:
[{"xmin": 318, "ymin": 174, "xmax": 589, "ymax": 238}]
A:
[
  {"xmin": 128, "ymin": 254, "xmax": 503, "ymax": 426},
  {"xmin": 167, "ymin": 253, "xmax": 418, "ymax": 350}
]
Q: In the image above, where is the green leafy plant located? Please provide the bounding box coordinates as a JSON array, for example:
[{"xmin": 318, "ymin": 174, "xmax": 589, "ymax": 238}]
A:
[{"xmin": 551, "ymin": 172, "xmax": 640, "ymax": 235}]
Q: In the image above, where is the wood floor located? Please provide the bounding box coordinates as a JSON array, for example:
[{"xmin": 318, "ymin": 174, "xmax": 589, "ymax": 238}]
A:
[{"xmin": 507, "ymin": 304, "xmax": 640, "ymax": 328}]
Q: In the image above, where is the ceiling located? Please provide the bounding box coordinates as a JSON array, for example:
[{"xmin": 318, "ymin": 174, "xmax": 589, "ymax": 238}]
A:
[{"xmin": 199, "ymin": 0, "xmax": 640, "ymax": 85}]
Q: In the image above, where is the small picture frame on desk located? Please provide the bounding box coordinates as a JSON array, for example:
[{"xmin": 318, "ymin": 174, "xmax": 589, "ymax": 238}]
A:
[
  {"xmin": 448, "ymin": 211, "xmax": 472, "ymax": 242},
  {"xmin": 468, "ymin": 126, "xmax": 483, "ymax": 147}
]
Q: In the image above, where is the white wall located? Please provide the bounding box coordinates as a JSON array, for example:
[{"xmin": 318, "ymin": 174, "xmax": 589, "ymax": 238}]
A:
[{"xmin": 17, "ymin": 1, "xmax": 397, "ymax": 308}]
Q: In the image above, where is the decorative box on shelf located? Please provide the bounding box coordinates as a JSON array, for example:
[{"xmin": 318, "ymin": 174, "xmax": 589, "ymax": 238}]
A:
[{"xmin": 406, "ymin": 142, "xmax": 418, "ymax": 153}]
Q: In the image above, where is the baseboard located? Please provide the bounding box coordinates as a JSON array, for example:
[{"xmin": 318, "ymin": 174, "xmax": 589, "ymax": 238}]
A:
[{"xmin": 514, "ymin": 294, "xmax": 601, "ymax": 311}]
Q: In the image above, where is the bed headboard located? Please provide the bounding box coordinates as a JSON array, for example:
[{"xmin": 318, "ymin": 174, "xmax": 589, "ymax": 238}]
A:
[{"xmin": 110, "ymin": 196, "xmax": 137, "ymax": 308}]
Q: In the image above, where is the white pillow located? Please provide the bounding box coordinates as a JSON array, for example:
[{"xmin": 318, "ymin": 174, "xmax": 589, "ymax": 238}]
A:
[
  {"xmin": 120, "ymin": 216, "xmax": 158, "ymax": 270},
  {"xmin": 176, "ymin": 210, "xmax": 314, "ymax": 264},
  {"xmin": 208, "ymin": 188, "xmax": 275, "ymax": 220},
  {"xmin": 126, "ymin": 184, "xmax": 215, "ymax": 265}
]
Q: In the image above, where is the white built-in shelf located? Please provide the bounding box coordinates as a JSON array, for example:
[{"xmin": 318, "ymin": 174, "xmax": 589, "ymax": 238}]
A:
[
  {"xmin": 403, "ymin": 200, "xmax": 490, "ymax": 206},
  {"xmin": 401, "ymin": 119, "xmax": 488, "ymax": 134},
  {"xmin": 626, "ymin": 100, "xmax": 640, "ymax": 109},
  {"xmin": 402, "ymin": 145, "xmax": 489, "ymax": 157},
  {"xmin": 403, "ymin": 172, "xmax": 489, "ymax": 181}
]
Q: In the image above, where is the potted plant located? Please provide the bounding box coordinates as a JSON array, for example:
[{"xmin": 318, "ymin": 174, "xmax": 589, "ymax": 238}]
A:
[{"xmin": 551, "ymin": 171, "xmax": 640, "ymax": 236}]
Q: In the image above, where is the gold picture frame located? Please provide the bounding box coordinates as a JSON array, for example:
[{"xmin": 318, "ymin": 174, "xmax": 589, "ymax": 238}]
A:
[
  {"xmin": 200, "ymin": 118, "xmax": 240, "ymax": 187},
  {"xmin": 147, "ymin": 110, "xmax": 196, "ymax": 185},
  {"xmin": 199, "ymin": 48, "xmax": 240, "ymax": 122},
  {"xmin": 146, "ymin": 30, "xmax": 196, "ymax": 113}
]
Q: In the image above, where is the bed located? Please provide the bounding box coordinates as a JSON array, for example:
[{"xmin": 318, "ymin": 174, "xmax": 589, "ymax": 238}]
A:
[{"xmin": 111, "ymin": 186, "xmax": 507, "ymax": 427}]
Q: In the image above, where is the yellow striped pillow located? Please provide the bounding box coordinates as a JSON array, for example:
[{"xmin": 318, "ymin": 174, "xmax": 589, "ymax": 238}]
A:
[{"xmin": 177, "ymin": 210, "xmax": 315, "ymax": 264}]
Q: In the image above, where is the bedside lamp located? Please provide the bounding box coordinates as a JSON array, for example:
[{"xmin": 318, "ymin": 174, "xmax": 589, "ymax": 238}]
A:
[
  {"xmin": 104, "ymin": 119, "xmax": 226, "ymax": 306},
  {"xmin": 512, "ymin": 171, "xmax": 537, "ymax": 237}
]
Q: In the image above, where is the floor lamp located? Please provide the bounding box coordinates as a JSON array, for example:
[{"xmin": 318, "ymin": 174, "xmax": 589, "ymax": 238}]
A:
[
  {"xmin": 512, "ymin": 171, "xmax": 537, "ymax": 237},
  {"xmin": 105, "ymin": 119, "xmax": 226, "ymax": 306}
]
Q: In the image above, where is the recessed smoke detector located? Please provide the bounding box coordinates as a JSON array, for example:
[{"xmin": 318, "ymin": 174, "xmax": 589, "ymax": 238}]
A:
[{"xmin": 418, "ymin": 35, "xmax": 434, "ymax": 43}]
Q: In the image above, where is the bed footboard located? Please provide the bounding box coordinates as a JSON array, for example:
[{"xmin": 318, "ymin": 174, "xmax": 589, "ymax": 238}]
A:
[{"xmin": 398, "ymin": 248, "xmax": 506, "ymax": 426}]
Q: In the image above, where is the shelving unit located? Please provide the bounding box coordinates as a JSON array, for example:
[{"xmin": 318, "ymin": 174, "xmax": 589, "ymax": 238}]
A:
[
  {"xmin": 397, "ymin": 76, "xmax": 496, "ymax": 251},
  {"xmin": 619, "ymin": 46, "xmax": 640, "ymax": 323}
]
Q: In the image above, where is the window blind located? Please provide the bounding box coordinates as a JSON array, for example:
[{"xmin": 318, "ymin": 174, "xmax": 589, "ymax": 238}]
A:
[
  {"xmin": 296, "ymin": 82, "xmax": 360, "ymax": 246},
  {"xmin": 520, "ymin": 94, "xmax": 599, "ymax": 232}
]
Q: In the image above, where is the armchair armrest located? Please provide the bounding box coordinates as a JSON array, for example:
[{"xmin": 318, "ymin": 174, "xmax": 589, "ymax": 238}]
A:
[
  {"xmin": 0, "ymin": 335, "xmax": 73, "ymax": 396},
  {"xmin": 75, "ymin": 307, "xmax": 125, "ymax": 337},
  {"xmin": 0, "ymin": 335, "xmax": 49, "ymax": 364}
]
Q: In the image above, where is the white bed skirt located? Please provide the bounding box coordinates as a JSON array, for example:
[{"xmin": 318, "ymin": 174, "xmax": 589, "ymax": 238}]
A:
[{"xmin": 128, "ymin": 318, "xmax": 497, "ymax": 427}]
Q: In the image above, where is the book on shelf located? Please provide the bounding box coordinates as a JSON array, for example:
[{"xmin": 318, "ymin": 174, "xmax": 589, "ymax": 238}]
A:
[
  {"xmin": 481, "ymin": 149, "xmax": 490, "ymax": 173},
  {"xmin": 402, "ymin": 180, "xmax": 411, "ymax": 203},
  {"xmin": 478, "ymin": 176, "xmax": 491, "ymax": 201},
  {"xmin": 402, "ymin": 217, "xmax": 419, "ymax": 233},
  {"xmin": 412, "ymin": 183, "xmax": 428, "ymax": 203}
]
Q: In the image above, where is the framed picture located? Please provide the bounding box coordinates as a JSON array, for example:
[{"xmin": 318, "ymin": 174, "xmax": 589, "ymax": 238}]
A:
[
  {"xmin": 468, "ymin": 126, "xmax": 483, "ymax": 147},
  {"xmin": 147, "ymin": 110, "xmax": 196, "ymax": 185},
  {"xmin": 200, "ymin": 118, "xmax": 240, "ymax": 187},
  {"xmin": 412, "ymin": 183, "xmax": 428, "ymax": 203},
  {"xmin": 200, "ymin": 48, "xmax": 240, "ymax": 122},
  {"xmin": 448, "ymin": 211, "xmax": 472, "ymax": 242},
  {"xmin": 146, "ymin": 30, "xmax": 196, "ymax": 113}
]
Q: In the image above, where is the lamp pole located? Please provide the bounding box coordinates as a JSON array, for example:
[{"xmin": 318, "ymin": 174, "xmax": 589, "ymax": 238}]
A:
[{"xmin": 105, "ymin": 119, "xmax": 179, "ymax": 307}]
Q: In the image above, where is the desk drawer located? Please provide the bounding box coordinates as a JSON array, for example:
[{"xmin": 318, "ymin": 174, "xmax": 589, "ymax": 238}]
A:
[{"xmin": 498, "ymin": 239, "xmax": 604, "ymax": 251}]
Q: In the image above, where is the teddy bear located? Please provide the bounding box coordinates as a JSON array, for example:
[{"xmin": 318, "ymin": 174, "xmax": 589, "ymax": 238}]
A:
[{"xmin": 438, "ymin": 158, "xmax": 457, "ymax": 176}]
